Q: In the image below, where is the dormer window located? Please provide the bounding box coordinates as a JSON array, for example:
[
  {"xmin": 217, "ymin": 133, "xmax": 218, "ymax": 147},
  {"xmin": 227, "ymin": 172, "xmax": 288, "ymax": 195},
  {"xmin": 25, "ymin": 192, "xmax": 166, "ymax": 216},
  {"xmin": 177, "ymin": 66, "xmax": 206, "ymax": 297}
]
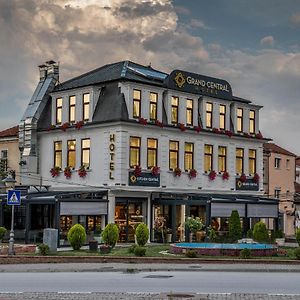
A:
[
  {"xmin": 133, "ymin": 89, "xmax": 141, "ymax": 118},
  {"xmin": 171, "ymin": 96, "xmax": 179, "ymax": 124},
  {"xmin": 83, "ymin": 93, "xmax": 90, "ymax": 121},
  {"xmin": 237, "ymin": 108, "xmax": 243, "ymax": 132},
  {"xmin": 149, "ymin": 92, "xmax": 157, "ymax": 121},
  {"xmin": 249, "ymin": 110, "xmax": 255, "ymax": 134},
  {"xmin": 206, "ymin": 102, "xmax": 213, "ymax": 128},
  {"xmin": 69, "ymin": 96, "xmax": 76, "ymax": 123},
  {"xmin": 56, "ymin": 98, "xmax": 63, "ymax": 125},
  {"xmin": 186, "ymin": 99, "xmax": 193, "ymax": 126},
  {"xmin": 219, "ymin": 104, "xmax": 226, "ymax": 130}
]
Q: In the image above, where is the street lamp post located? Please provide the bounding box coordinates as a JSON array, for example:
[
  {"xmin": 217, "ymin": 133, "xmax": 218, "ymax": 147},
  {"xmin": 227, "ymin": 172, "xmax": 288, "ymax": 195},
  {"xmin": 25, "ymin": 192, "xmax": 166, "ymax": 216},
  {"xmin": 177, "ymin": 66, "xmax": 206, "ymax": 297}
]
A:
[{"xmin": 3, "ymin": 174, "xmax": 17, "ymax": 256}]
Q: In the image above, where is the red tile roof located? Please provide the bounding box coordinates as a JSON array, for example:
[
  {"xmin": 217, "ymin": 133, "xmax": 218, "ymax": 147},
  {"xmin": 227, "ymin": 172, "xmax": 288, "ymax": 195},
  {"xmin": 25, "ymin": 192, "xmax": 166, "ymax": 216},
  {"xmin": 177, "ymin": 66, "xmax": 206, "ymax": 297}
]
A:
[
  {"xmin": 263, "ymin": 143, "xmax": 296, "ymax": 157},
  {"xmin": 0, "ymin": 126, "xmax": 18, "ymax": 138}
]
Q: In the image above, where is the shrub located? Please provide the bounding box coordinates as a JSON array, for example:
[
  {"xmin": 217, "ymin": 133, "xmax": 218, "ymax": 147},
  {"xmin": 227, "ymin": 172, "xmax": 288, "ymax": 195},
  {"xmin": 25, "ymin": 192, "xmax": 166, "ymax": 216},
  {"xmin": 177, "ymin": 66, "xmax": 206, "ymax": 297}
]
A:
[
  {"xmin": 133, "ymin": 246, "xmax": 146, "ymax": 257},
  {"xmin": 296, "ymin": 228, "xmax": 300, "ymax": 246},
  {"xmin": 246, "ymin": 229, "xmax": 253, "ymax": 239},
  {"xmin": 185, "ymin": 250, "xmax": 197, "ymax": 258},
  {"xmin": 208, "ymin": 227, "xmax": 217, "ymax": 242},
  {"xmin": 240, "ymin": 248, "xmax": 251, "ymax": 259},
  {"xmin": 128, "ymin": 244, "xmax": 137, "ymax": 254},
  {"xmin": 275, "ymin": 230, "xmax": 284, "ymax": 239},
  {"xmin": 102, "ymin": 223, "xmax": 119, "ymax": 248},
  {"xmin": 135, "ymin": 223, "xmax": 149, "ymax": 246},
  {"xmin": 0, "ymin": 227, "xmax": 7, "ymax": 241},
  {"xmin": 38, "ymin": 243, "xmax": 50, "ymax": 256},
  {"xmin": 253, "ymin": 221, "xmax": 269, "ymax": 243},
  {"xmin": 67, "ymin": 224, "xmax": 86, "ymax": 250},
  {"xmin": 294, "ymin": 248, "xmax": 300, "ymax": 260},
  {"xmin": 228, "ymin": 210, "xmax": 242, "ymax": 242}
]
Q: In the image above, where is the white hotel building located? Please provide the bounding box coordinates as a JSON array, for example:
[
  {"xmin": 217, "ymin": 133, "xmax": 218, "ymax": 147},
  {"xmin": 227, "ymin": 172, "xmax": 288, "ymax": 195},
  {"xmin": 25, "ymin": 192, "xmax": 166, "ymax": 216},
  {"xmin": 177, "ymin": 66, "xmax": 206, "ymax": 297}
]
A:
[{"xmin": 12, "ymin": 60, "xmax": 278, "ymax": 243}]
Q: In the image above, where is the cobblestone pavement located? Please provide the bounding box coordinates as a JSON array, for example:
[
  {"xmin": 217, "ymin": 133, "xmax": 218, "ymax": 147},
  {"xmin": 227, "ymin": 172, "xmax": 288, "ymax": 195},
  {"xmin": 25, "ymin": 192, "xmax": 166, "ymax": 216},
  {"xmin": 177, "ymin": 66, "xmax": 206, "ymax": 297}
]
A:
[{"xmin": 0, "ymin": 293, "xmax": 300, "ymax": 299}]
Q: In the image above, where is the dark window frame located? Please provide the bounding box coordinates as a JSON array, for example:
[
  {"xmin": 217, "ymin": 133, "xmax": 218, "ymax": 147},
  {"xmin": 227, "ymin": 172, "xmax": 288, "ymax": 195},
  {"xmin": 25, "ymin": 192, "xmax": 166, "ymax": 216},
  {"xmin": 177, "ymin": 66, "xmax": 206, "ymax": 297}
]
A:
[
  {"xmin": 236, "ymin": 147, "xmax": 244, "ymax": 174},
  {"xmin": 248, "ymin": 149, "xmax": 256, "ymax": 174},
  {"xmin": 56, "ymin": 97, "xmax": 63, "ymax": 125},
  {"xmin": 218, "ymin": 146, "xmax": 227, "ymax": 172},
  {"xmin": 147, "ymin": 138, "xmax": 158, "ymax": 169},
  {"xmin": 206, "ymin": 102, "xmax": 213, "ymax": 128},
  {"xmin": 219, "ymin": 104, "xmax": 226, "ymax": 130},
  {"xmin": 237, "ymin": 108, "xmax": 243, "ymax": 132},
  {"xmin": 129, "ymin": 136, "xmax": 141, "ymax": 168},
  {"xmin": 81, "ymin": 138, "xmax": 90, "ymax": 168},
  {"xmin": 184, "ymin": 142, "xmax": 194, "ymax": 171},
  {"xmin": 204, "ymin": 144, "xmax": 213, "ymax": 172},
  {"xmin": 67, "ymin": 139, "xmax": 76, "ymax": 168},
  {"xmin": 249, "ymin": 110, "xmax": 255, "ymax": 134},
  {"xmin": 186, "ymin": 99, "xmax": 193, "ymax": 126},
  {"xmin": 171, "ymin": 96, "xmax": 179, "ymax": 124},
  {"xmin": 133, "ymin": 89, "xmax": 141, "ymax": 119},
  {"xmin": 83, "ymin": 93, "xmax": 90, "ymax": 121},
  {"xmin": 54, "ymin": 141, "xmax": 62, "ymax": 169},
  {"xmin": 149, "ymin": 92, "xmax": 158, "ymax": 121},
  {"xmin": 69, "ymin": 95, "xmax": 76, "ymax": 123},
  {"xmin": 169, "ymin": 140, "xmax": 179, "ymax": 170}
]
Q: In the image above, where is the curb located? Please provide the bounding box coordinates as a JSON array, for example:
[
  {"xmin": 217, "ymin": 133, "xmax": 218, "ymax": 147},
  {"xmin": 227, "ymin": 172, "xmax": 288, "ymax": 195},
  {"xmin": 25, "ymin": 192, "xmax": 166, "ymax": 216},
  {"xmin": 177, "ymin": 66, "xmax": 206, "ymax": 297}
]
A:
[{"xmin": 0, "ymin": 255, "xmax": 300, "ymax": 265}]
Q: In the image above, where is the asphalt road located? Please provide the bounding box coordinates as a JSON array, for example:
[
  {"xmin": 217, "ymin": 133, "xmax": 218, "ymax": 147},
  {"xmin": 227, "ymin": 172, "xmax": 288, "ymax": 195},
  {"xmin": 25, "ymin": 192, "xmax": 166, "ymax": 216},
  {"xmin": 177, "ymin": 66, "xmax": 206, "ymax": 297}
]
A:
[{"xmin": 0, "ymin": 271, "xmax": 300, "ymax": 294}]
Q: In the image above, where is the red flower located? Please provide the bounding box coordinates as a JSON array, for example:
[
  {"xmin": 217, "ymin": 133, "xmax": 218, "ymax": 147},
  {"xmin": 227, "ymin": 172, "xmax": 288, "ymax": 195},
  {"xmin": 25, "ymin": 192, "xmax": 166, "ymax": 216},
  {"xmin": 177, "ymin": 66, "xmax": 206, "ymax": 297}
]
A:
[
  {"xmin": 225, "ymin": 130, "xmax": 233, "ymax": 138},
  {"xmin": 155, "ymin": 120, "xmax": 164, "ymax": 128},
  {"xmin": 189, "ymin": 169, "xmax": 197, "ymax": 179},
  {"xmin": 208, "ymin": 170, "xmax": 217, "ymax": 181},
  {"xmin": 138, "ymin": 118, "xmax": 148, "ymax": 125},
  {"xmin": 212, "ymin": 128, "xmax": 220, "ymax": 134},
  {"xmin": 78, "ymin": 166, "xmax": 87, "ymax": 178},
  {"xmin": 151, "ymin": 166, "xmax": 160, "ymax": 176},
  {"xmin": 173, "ymin": 167, "xmax": 182, "ymax": 177},
  {"xmin": 133, "ymin": 165, "xmax": 142, "ymax": 176},
  {"xmin": 61, "ymin": 122, "xmax": 70, "ymax": 132},
  {"xmin": 64, "ymin": 166, "xmax": 72, "ymax": 179},
  {"xmin": 178, "ymin": 123, "xmax": 186, "ymax": 132},
  {"xmin": 194, "ymin": 125, "xmax": 201, "ymax": 133},
  {"xmin": 222, "ymin": 171, "xmax": 230, "ymax": 180},
  {"xmin": 253, "ymin": 173, "xmax": 260, "ymax": 183},
  {"xmin": 255, "ymin": 131, "xmax": 263, "ymax": 139},
  {"xmin": 75, "ymin": 120, "xmax": 84, "ymax": 130},
  {"xmin": 50, "ymin": 167, "xmax": 60, "ymax": 178},
  {"xmin": 239, "ymin": 174, "xmax": 247, "ymax": 183}
]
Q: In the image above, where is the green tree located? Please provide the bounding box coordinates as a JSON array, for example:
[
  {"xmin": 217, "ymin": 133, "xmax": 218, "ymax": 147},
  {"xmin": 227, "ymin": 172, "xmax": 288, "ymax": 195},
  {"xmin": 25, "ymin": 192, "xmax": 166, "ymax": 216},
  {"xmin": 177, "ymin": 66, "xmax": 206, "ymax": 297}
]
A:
[
  {"xmin": 228, "ymin": 210, "xmax": 242, "ymax": 242},
  {"xmin": 102, "ymin": 223, "xmax": 119, "ymax": 248},
  {"xmin": 0, "ymin": 227, "xmax": 7, "ymax": 241},
  {"xmin": 135, "ymin": 223, "xmax": 149, "ymax": 246},
  {"xmin": 296, "ymin": 228, "xmax": 300, "ymax": 246},
  {"xmin": 67, "ymin": 224, "xmax": 86, "ymax": 250},
  {"xmin": 253, "ymin": 221, "xmax": 269, "ymax": 243}
]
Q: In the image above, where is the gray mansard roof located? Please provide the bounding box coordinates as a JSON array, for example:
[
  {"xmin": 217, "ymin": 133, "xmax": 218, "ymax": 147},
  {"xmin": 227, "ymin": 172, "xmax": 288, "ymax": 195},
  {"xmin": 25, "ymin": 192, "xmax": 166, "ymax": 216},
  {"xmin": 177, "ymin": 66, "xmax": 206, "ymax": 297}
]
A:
[{"xmin": 54, "ymin": 61, "xmax": 168, "ymax": 92}]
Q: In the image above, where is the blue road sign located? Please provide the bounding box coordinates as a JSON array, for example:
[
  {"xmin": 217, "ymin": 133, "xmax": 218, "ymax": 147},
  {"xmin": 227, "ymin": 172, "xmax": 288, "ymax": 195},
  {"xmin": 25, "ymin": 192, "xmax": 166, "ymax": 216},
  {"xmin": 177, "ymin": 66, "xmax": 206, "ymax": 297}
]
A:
[{"xmin": 7, "ymin": 190, "xmax": 21, "ymax": 205}]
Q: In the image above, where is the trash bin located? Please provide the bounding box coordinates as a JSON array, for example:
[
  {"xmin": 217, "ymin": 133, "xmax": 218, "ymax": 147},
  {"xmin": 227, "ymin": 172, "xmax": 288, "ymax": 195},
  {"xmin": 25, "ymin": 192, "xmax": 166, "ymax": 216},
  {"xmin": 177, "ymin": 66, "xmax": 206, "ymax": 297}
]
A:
[{"xmin": 89, "ymin": 240, "xmax": 98, "ymax": 251}]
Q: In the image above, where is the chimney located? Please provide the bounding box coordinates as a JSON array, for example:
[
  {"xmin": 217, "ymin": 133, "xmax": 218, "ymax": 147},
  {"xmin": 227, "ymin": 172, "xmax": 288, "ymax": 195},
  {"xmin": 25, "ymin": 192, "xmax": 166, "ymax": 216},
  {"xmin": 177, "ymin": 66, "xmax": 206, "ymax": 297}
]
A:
[
  {"xmin": 38, "ymin": 64, "xmax": 47, "ymax": 80},
  {"xmin": 45, "ymin": 60, "xmax": 59, "ymax": 81}
]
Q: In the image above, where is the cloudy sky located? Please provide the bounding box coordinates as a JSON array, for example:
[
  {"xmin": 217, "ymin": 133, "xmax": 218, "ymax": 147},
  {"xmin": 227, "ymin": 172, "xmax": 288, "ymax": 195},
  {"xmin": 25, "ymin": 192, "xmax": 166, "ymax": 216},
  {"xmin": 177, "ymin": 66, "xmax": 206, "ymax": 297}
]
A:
[{"xmin": 0, "ymin": 0, "xmax": 299, "ymax": 153}]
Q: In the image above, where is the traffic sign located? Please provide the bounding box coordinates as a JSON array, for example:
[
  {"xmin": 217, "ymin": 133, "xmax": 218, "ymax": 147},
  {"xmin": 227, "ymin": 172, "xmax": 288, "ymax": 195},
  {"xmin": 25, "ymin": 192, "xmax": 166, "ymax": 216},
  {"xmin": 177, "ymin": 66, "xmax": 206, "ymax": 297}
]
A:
[{"xmin": 7, "ymin": 190, "xmax": 21, "ymax": 205}]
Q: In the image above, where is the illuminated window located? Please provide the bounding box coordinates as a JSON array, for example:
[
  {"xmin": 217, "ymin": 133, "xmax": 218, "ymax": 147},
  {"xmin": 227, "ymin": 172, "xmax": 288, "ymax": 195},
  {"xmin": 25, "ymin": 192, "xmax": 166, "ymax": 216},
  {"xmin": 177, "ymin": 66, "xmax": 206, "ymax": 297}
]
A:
[
  {"xmin": 218, "ymin": 146, "xmax": 227, "ymax": 172},
  {"xmin": 147, "ymin": 138, "xmax": 157, "ymax": 168},
  {"xmin": 171, "ymin": 96, "xmax": 179, "ymax": 124},
  {"xmin": 186, "ymin": 99, "xmax": 193, "ymax": 126},
  {"xmin": 248, "ymin": 149, "xmax": 256, "ymax": 174},
  {"xmin": 69, "ymin": 96, "xmax": 76, "ymax": 123},
  {"xmin": 67, "ymin": 140, "xmax": 76, "ymax": 169},
  {"xmin": 83, "ymin": 93, "xmax": 90, "ymax": 121},
  {"xmin": 169, "ymin": 141, "xmax": 179, "ymax": 170},
  {"xmin": 249, "ymin": 110, "xmax": 255, "ymax": 134},
  {"xmin": 206, "ymin": 102, "xmax": 213, "ymax": 128},
  {"xmin": 236, "ymin": 148, "xmax": 244, "ymax": 174},
  {"xmin": 219, "ymin": 105, "xmax": 226, "ymax": 130},
  {"xmin": 149, "ymin": 92, "xmax": 157, "ymax": 121},
  {"xmin": 133, "ymin": 89, "xmax": 141, "ymax": 118},
  {"xmin": 81, "ymin": 138, "xmax": 90, "ymax": 168},
  {"xmin": 56, "ymin": 98, "xmax": 63, "ymax": 125},
  {"xmin": 237, "ymin": 108, "xmax": 243, "ymax": 132},
  {"xmin": 204, "ymin": 144, "xmax": 213, "ymax": 172},
  {"xmin": 54, "ymin": 141, "xmax": 62, "ymax": 169},
  {"xmin": 129, "ymin": 137, "xmax": 140, "ymax": 167},
  {"xmin": 184, "ymin": 142, "xmax": 194, "ymax": 171}
]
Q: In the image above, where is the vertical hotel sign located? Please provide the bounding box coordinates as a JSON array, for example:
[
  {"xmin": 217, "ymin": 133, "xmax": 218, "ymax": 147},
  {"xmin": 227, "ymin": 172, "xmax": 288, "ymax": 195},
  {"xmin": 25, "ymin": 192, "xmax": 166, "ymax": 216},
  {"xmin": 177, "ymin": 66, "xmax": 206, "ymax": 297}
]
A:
[{"xmin": 109, "ymin": 133, "xmax": 115, "ymax": 180}]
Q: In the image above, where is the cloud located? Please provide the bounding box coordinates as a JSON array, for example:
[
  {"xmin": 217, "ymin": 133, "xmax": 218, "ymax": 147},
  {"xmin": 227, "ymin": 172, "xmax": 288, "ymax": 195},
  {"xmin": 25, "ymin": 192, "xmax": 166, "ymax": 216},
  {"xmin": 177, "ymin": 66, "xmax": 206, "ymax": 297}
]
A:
[
  {"xmin": 260, "ymin": 35, "xmax": 275, "ymax": 47},
  {"xmin": 291, "ymin": 12, "xmax": 300, "ymax": 25},
  {"xmin": 174, "ymin": 5, "xmax": 190, "ymax": 15},
  {"xmin": 0, "ymin": 0, "xmax": 299, "ymax": 153}
]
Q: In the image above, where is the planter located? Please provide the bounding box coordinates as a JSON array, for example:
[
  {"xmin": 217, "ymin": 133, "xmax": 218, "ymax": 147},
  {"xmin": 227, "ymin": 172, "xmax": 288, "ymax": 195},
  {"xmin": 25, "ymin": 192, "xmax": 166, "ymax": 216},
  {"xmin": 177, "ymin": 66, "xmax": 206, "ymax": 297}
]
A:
[
  {"xmin": 166, "ymin": 233, "xmax": 172, "ymax": 243},
  {"xmin": 189, "ymin": 233, "xmax": 194, "ymax": 243},
  {"xmin": 196, "ymin": 231, "xmax": 206, "ymax": 242},
  {"xmin": 275, "ymin": 238, "xmax": 285, "ymax": 246},
  {"xmin": 89, "ymin": 240, "xmax": 98, "ymax": 251},
  {"xmin": 60, "ymin": 239, "xmax": 65, "ymax": 246},
  {"xmin": 99, "ymin": 245, "xmax": 111, "ymax": 254}
]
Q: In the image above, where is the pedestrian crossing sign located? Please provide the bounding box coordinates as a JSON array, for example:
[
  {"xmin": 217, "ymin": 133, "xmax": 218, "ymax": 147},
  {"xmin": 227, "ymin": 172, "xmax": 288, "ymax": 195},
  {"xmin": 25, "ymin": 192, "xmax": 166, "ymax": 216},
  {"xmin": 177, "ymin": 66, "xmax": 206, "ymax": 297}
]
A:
[{"xmin": 7, "ymin": 190, "xmax": 21, "ymax": 205}]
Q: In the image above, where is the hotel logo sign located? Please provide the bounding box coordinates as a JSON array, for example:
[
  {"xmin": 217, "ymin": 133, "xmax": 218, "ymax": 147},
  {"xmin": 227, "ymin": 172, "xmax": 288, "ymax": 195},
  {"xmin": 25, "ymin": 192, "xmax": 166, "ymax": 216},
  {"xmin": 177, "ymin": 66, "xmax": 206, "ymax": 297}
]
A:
[
  {"xmin": 109, "ymin": 133, "xmax": 115, "ymax": 180},
  {"xmin": 236, "ymin": 178, "xmax": 259, "ymax": 191},
  {"xmin": 129, "ymin": 172, "xmax": 160, "ymax": 187},
  {"xmin": 165, "ymin": 70, "xmax": 232, "ymax": 100}
]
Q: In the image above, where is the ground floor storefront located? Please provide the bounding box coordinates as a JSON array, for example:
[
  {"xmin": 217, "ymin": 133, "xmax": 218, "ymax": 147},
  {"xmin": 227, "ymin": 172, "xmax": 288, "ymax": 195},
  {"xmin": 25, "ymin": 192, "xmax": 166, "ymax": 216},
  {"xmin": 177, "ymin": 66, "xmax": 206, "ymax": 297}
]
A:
[{"xmin": 0, "ymin": 188, "xmax": 279, "ymax": 245}]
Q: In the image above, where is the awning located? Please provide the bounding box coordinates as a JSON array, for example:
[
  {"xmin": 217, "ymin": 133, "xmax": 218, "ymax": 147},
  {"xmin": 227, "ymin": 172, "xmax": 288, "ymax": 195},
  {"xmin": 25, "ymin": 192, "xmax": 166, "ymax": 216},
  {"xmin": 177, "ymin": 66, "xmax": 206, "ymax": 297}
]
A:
[
  {"xmin": 211, "ymin": 203, "xmax": 245, "ymax": 217},
  {"xmin": 247, "ymin": 204, "xmax": 278, "ymax": 218},
  {"xmin": 60, "ymin": 202, "xmax": 108, "ymax": 215}
]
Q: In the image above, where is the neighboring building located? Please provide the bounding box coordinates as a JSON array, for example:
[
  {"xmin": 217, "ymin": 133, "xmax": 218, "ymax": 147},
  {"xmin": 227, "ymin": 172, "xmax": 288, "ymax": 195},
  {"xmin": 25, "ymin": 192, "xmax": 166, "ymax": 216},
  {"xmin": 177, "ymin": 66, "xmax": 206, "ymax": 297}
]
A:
[
  {"xmin": 295, "ymin": 157, "xmax": 300, "ymax": 228},
  {"xmin": 263, "ymin": 143, "xmax": 296, "ymax": 236},
  {"xmin": 0, "ymin": 126, "xmax": 20, "ymax": 185},
  {"xmin": 1, "ymin": 60, "xmax": 279, "ymax": 244}
]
